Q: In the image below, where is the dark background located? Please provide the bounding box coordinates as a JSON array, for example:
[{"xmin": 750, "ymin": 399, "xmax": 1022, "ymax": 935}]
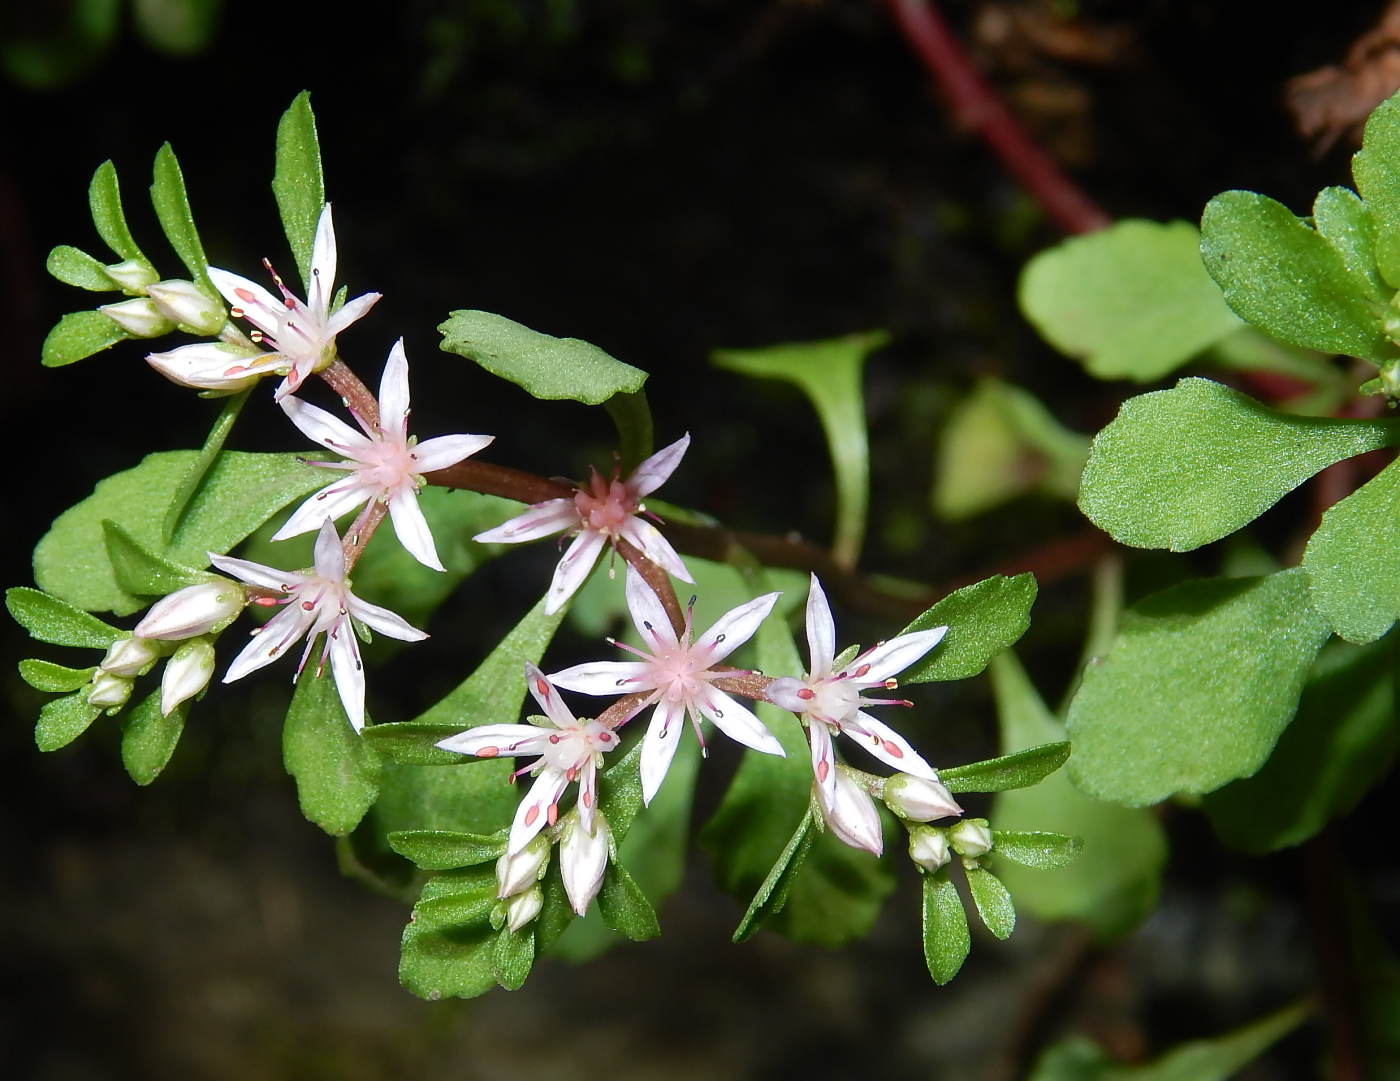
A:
[{"xmin": 2, "ymin": 1, "xmax": 1395, "ymax": 1078}]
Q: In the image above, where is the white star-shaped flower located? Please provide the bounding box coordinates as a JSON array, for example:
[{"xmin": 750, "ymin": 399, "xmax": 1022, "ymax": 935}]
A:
[
  {"xmin": 208, "ymin": 203, "xmax": 380, "ymax": 399},
  {"xmin": 211, "ymin": 518, "xmax": 428, "ymax": 730},
  {"xmin": 274, "ymin": 339, "xmax": 494, "ymax": 571},
  {"xmin": 435, "ymin": 663, "xmax": 621, "ymax": 854},
  {"xmin": 473, "ymin": 434, "xmax": 694, "ymax": 614},
  {"xmin": 549, "ymin": 563, "xmax": 786, "ymax": 804},
  {"xmin": 767, "ymin": 574, "xmax": 953, "ymax": 814}
]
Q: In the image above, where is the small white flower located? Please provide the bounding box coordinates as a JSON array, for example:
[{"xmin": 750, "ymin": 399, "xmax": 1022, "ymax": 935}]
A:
[
  {"xmin": 274, "ymin": 339, "xmax": 494, "ymax": 571},
  {"xmin": 161, "ymin": 637, "xmax": 216, "ymax": 716},
  {"xmin": 908, "ymin": 825, "xmax": 951, "ymax": 872},
  {"xmin": 146, "ymin": 341, "xmax": 279, "ymax": 393},
  {"xmin": 146, "ymin": 279, "xmax": 226, "ymax": 335},
  {"xmin": 133, "ymin": 579, "xmax": 245, "ymax": 641},
  {"xmin": 99, "ymin": 297, "xmax": 174, "ymax": 337},
  {"xmin": 767, "ymin": 574, "xmax": 947, "ymax": 811},
  {"xmin": 99, "ymin": 636, "xmax": 161, "ymax": 678},
  {"xmin": 559, "ymin": 809, "xmax": 610, "ymax": 916},
  {"xmin": 550, "ymin": 563, "xmax": 785, "ymax": 804},
  {"xmin": 434, "ymin": 663, "xmax": 620, "ymax": 854},
  {"xmin": 208, "ymin": 203, "xmax": 380, "ymax": 399},
  {"xmin": 819, "ymin": 767, "xmax": 884, "ymax": 855},
  {"xmin": 883, "ymin": 772, "xmax": 962, "ymax": 822},
  {"xmin": 505, "ymin": 885, "xmax": 544, "ymax": 932},
  {"xmin": 211, "ymin": 518, "xmax": 428, "ymax": 731},
  {"xmin": 496, "ymin": 833, "xmax": 551, "ymax": 898},
  {"xmin": 473, "ymin": 434, "xmax": 695, "ymax": 614},
  {"xmin": 949, "ymin": 819, "xmax": 993, "ymax": 859}
]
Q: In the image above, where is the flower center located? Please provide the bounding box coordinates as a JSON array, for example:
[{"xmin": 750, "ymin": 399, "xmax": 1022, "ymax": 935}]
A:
[
  {"xmin": 573, "ymin": 477, "xmax": 636, "ymax": 535},
  {"xmin": 651, "ymin": 642, "xmax": 710, "ymax": 704},
  {"xmin": 360, "ymin": 437, "xmax": 418, "ymax": 490},
  {"xmin": 808, "ymin": 676, "xmax": 863, "ymax": 725},
  {"xmin": 542, "ymin": 720, "xmax": 615, "ymax": 770}
]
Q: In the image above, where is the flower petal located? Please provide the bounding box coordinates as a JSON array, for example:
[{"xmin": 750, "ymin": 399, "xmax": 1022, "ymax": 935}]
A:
[
  {"xmin": 547, "ymin": 660, "xmax": 656, "ymax": 696},
  {"xmin": 561, "ymin": 809, "xmax": 609, "ymax": 915},
  {"xmin": 845, "ymin": 627, "xmax": 948, "ymax": 685},
  {"xmin": 819, "ymin": 769, "xmax": 884, "ymax": 856},
  {"xmin": 765, "ymin": 676, "xmax": 811, "ymax": 714},
  {"xmin": 411, "ymin": 433, "xmax": 495, "ymax": 473},
  {"xmin": 809, "ymin": 716, "xmax": 838, "ymax": 808},
  {"xmin": 313, "ymin": 519, "xmax": 346, "ymax": 581},
  {"xmin": 378, "ymin": 338, "xmax": 410, "ymax": 436},
  {"xmin": 576, "ymin": 760, "xmax": 599, "ymax": 838},
  {"xmin": 208, "ymin": 552, "xmax": 296, "ymax": 592},
  {"xmin": 222, "ymin": 606, "xmax": 314, "ymax": 683},
  {"xmin": 280, "ymin": 395, "xmax": 374, "ymax": 457},
  {"xmin": 310, "ymin": 203, "xmax": 337, "ymax": 306},
  {"xmin": 272, "ymin": 479, "xmax": 376, "ymax": 541},
  {"xmin": 345, "ymin": 593, "xmax": 429, "ymax": 642},
  {"xmin": 627, "ymin": 432, "xmax": 690, "ymax": 498},
  {"xmin": 325, "ymin": 291, "xmax": 381, "ymax": 336},
  {"xmin": 546, "ymin": 529, "xmax": 607, "ymax": 614},
  {"xmin": 843, "ymin": 710, "xmax": 939, "ymax": 781},
  {"xmin": 695, "ymin": 591, "xmax": 780, "ymax": 665},
  {"xmin": 624, "ymin": 562, "xmax": 678, "ymax": 650},
  {"xmin": 508, "ymin": 768, "xmax": 569, "ymax": 854},
  {"xmin": 524, "ymin": 662, "xmax": 579, "ymax": 731},
  {"xmin": 639, "ymin": 698, "xmax": 686, "ymax": 805},
  {"xmin": 619, "ymin": 518, "xmax": 693, "ymax": 583},
  {"xmin": 697, "ymin": 686, "xmax": 785, "ymax": 757},
  {"xmin": 804, "ymin": 574, "xmax": 836, "ymax": 676},
  {"xmin": 473, "ymin": 499, "xmax": 579, "ymax": 544},
  {"xmin": 388, "ymin": 490, "xmax": 444, "ymax": 571},
  {"xmin": 327, "ymin": 625, "xmax": 366, "ymax": 731},
  {"xmin": 435, "ymin": 724, "xmax": 550, "ymax": 756},
  {"xmin": 207, "ymin": 267, "xmax": 282, "ymax": 332}
]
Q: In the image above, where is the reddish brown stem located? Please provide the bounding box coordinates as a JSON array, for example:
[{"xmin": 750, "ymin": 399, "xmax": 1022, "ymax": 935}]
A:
[
  {"xmin": 319, "ymin": 359, "xmax": 381, "ymax": 429},
  {"xmin": 615, "ymin": 537, "xmax": 687, "ymax": 638},
  {"xmin": 885, "ymin": 0, "xmax": 1111, "ymax": 235},
  {"xmin": 342, "ymin": 500, "xmax": 389, "ymax": 573}
]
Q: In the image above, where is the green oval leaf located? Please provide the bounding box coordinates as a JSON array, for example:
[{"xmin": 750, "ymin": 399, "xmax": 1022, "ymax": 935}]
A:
[
  {"xmin": 120, "ymin": 690, "xmax": 187, "ymax": 786},
  {"xmin": 36, "ymin": 690, "xmax": 103, "ymax": 752},
  {"xmin": 283, "ymin": 669, "xmax": 382, "ymax": 836},
  {"xmin": 19, "ymin": 659, "xmax": 98, "ymax": 693},
  {"xmin": 900, "ymin": 573, "xmax": 1038, "ymax": 683},
  {"xmin": 964, "ymin": 865, "xmax": 1016, "ymax": 939},
  {"xmin": 940, "ymin": 742, "xmax": 1070, "ymax": 794},
  {"xmin": 150, "ymin": 142, "xmax": 213, "ymax": 292},
  {"xmin": 272, "ymin": 91, "xmax": 325, "ymax": 292},
  {"xmin": 88, "ymin": 160, "xmax": 149, "ymax": 264},
  {"xmin": 921, "ymin": 870, "xmax": 970, "ymax": 985},
  {"xmin": 387, "ymin": 829, "xmax": 509, "ymax": 870},
  {"xmin": 991, "ymin": 831, "xmax": 1084, "ymax": 870},
  {"xmin": 1304, "ymin": 456, "xmax": 1400, "ymax": 643},
  {"xmin": 6, "ymin": 587, "xmax": 122, "ymax": 648},
  {"xmin": 42, "ymin": 310, "xmax": 130, "ymax": 367},
  {"xmin": 47, "ymin": 245, "xmax": 117, "ymax": 291}
]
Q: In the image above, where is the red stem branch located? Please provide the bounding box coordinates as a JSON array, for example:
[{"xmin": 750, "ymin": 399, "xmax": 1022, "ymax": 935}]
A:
[{"xmin": 885, "ymin": 0, "xmax": 1111, "ymax": 235}]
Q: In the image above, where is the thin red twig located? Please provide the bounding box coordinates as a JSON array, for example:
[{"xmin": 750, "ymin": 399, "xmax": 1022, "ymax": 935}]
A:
[{"xmin": 885, "ymin": 0, "xmax": 1111, "ymax": 235}]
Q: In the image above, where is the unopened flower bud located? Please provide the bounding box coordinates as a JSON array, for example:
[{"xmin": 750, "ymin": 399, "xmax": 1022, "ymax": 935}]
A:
[
  {"xmin": 506, "ymin": 885, "xmax": 544, "ymax": 933},
  {"xmin": 884, "ymin": 773, "xmax": 963, "ymax": 822},
  {"xmin": 949, "ymin": 818, "xmax": 993, "ymax": 859},
  {"xmin": 99, "ymin": 635, "xmax": 161, "ymax": 678},
  {"xmin": 147, "ymin": 342, "xmax": 272, "ymax": 392},
  {"xmin": 560, "ymin": 810, "xmax": 610, "ymax": 916},
  {"xmin": 99, "ymin": 297, "xmax": 175, "ymax": 338},
  {"xmin": 87, "ymin": 671, "xmax": 133, "ymax": 709},
  {"xmin": 908, "ymin": 826, "xmax": 951, "ymax": 872},
  {"xmin": 819, "ymin": 768, "xmax": 884, "ymax": 855},
  {"xmin": 496, "ymin": 832, "xmax": 551, "ymax": 898},
  {"xmin": 147, "ymin": 279, "xmax": 227, "ymax": 336},
  {"xmin": 134, "ymin": 579, "xmax": 245, "ymax": 641},
  {"xmin": 161, "ymin": 637, "xmax": 216, "ymax": 716},
  {"xmin": 105, "ymin": 258, "xmax": 159, "ymax": 292}
]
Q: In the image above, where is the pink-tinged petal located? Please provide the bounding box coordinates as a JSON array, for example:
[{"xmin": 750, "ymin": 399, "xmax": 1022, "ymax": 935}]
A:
[
  {"xmin": 411, "ymin": 433, "xmax": 495, "ymax": 473},
  {"xmin": 473, "ymin": 499, "xmax": 579, "ymax": 544},
  {"xmin": 280, "ymin": 396, "xmax": 375, "ymax": 457},
  {"xmin": 809, "ymin": 716, "xmax": 838, "ymax": 808},
  {"xmin": 545, "ymin": 529, "xmax": 606, "ymax": 615},
  {"xmin": 842, "ymin": 711, "xmax": 939, "ymax": 781},
  {"xmin": 765, "ymin": 676, "xmax": 811, "ymax": 714},
  {"xmin": 327, "ymin": 626, "xmax": 366, "ymax": 731},
  {"xmin": 222, "ymin": 606, "xmax": 314, "ymax": 683},
  {"xmin": 845, "ymin": 627, "xmax": 948, "ymax": 685},
  {"xmin": 576, "ymin": 760, "xmax": 599, "ymax": 837},
  {"xmin": 695, "ymin": 592, "xmax": 780, "ymax": 665},
  {"xmin": 804, "ymin": 574, "xmax": 836, "ymax": 676},
  {"xmin": 146, "ymin": 342, "xmax": 273, "ymax": 392},
  {"xmin": 624, "ymin": 562, "xmax": 678, "ymax": 650},
  {"xmin": 378, "ymin": 338, "xmax": 411, "ymax": 435},
  {"xmin": 547, "ymin": 660, "xmax": 656, "ymax": 696},
  {"xmin": 324, "ymin": 291, "xmax": 380, "ymax": 336},
  {"xmin": 345, "ymin": 594, "xmax": 429, "ymax": 642},
  {"xmin": 208, "ymin": 552, "xmax": 297, "ymax": 592},
  {"xmin": 309, "ymin": 204, "xmax": 337, "ymax": 306},
  {"xmin": 639, "ymin": 698, "xmax": 686, "ymax": 805},
  {"xmin": 272, "ymin": 479, "xmax": 376, "ymax": 541},
  {"xmin": 619, "ymin": 519, "xmax": 693, "ymax": 583},
  {"xmin": 207, "ymin": 267, "xmax": 282, "ymax": 331},
  {"xmin": 819, "ymin": 770, "xmax": 884, "ymax": 856},
  {"xmin": 560, "ymin": 810, "xmax": 609, "ymax": 915},
  {"xmin": 524, "ymin": 662, "xmax": 580, "ymax": 731},
  {"xmin": 313, "ymin": 519, "xmax": 346, "ymax": 581},
  {"xmin": 508, "ymin": 768, "xmax": 569, "ymax": 854},
  {"xmin": 627, "ymin": 432, "xmax": 690, "ymax": 498},
  {"xmin": 435, "ymin": 724, "xmax": 551, "ymax": 757},
  {"xmin": 697, "ymin": 687, "xmax": 785, "ymax": 757},
  {"xmin": 388, "ymin": 490, "xmax": 443, "ymax": 571}
]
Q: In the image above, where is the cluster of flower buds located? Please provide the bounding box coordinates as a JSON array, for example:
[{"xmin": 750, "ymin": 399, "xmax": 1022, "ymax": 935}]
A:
[
  {"xmin": 493, "ymin": 833, "xmax": 550, "ymax": 933},
  {"xmin": 95, "ymin": 253, "xmax": 229, "ymax": 341},
  {"xmin": 908, "ymin": 818, "xmax": 993, "ymax": 873}
]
